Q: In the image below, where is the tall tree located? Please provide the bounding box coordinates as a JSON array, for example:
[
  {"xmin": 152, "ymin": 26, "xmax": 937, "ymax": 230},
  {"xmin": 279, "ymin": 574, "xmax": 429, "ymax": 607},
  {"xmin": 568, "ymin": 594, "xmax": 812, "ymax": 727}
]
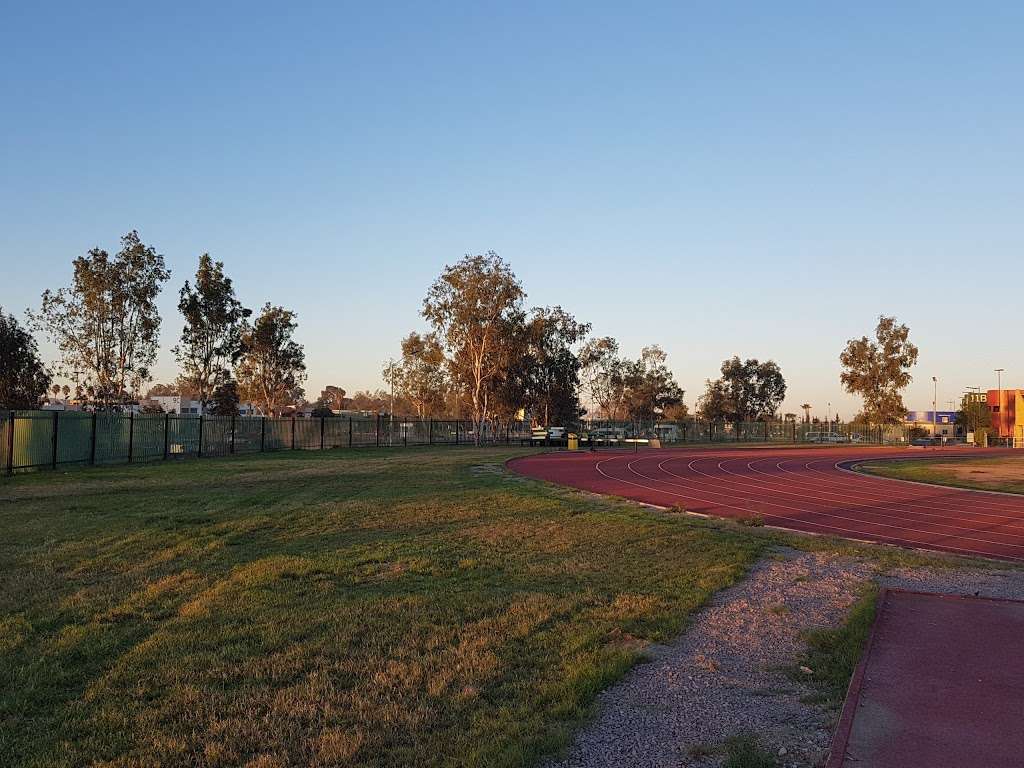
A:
[
  {"xmin": 174, "ymin": 254, "xmax": 251, "ymax": 409},
  {"xmin": 393, "ymin": 332, "xmax": 448, "ymax": 418},
  {"xmin": 422, "ymin": 252, "xmax": 525, "ymax": 443},
  {"xmin": 318, "ymin": 386, "xmax": 348, "ymax": 412},
  {"xmin": 700, "ymin": 357, "xmax": 787, "ymax": 423},
  {"xmin": 30, "ymin": 231, "xmax": 170, "ymax": 407},
  {"xmin": 579, "ymin": 337, "xmax": 627, "ymax": 420},
  {"xmin": 146, "ymin": 383, "xmax": 180, "ymax": 397},
  {"xmin": 956, "ymin": 396, "xmax": 991, "ymax": 433},
  {"xmin": 0, "ymin": 308, "xmax": 52, "ymax": 409},
  {"xmin": 697, "ymin": 378, "xmax": 730, "ymax": 422},
  {"xmin": 235, "ymin": 304, "xmax": 306, "ymax": 416},
  {"xmin": 520, "ymin": 307, "xmax": 591, "ymax": 426},
  {"xmin": 801, "ymin": 403, "xmax": 812, "ymax": 423},
  {"xmin": 839, "ymin": 316, "xmax": 918, "ymax": 424},
  {"xmin": 621, "ymin": 345, "xmax": 684, "ymax": 422},
  {"xmin": 349, "ymin": 389, "xmax": 389, "ymax": 413},
  {"xmin": 208, "ymin": 379, "xmax": 241, "ymax": 416}
]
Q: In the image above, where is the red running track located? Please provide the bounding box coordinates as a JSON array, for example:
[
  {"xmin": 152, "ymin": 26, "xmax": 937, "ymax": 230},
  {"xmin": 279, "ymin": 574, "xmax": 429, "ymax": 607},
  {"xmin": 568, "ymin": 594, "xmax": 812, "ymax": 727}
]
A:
[{"xmin": 508, "ymin": 446, "xmax": 1024, "ymax": 562}]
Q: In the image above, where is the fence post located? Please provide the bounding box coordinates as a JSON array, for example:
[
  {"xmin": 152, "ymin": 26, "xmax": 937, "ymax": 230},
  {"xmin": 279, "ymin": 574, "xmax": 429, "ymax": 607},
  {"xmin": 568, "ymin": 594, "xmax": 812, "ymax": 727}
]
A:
[
  {"xmin": 164, "ymin": 413, "xmax": 170, "ymax": 459},
  {"xmin": 429, "ymin": 419, "xmax": 433, "ymax": 445},
  {"xmin": 375, "ymin": 414, "xmax": 380, "ymax": 447},
  {"xmin": 403, "ymin": 417, "xmax": 407, "ymax": 447},
  {"xmin": 230, "ymin": 414, "xmax": 236, "ymax": 454},
  {"xmin": 7, "ymin": 411, "xmax": 15, "ymax": 475},
  {"xmin": 320, "ymin": 416, "xmax": 325, "ymax": 451},
  {"xmin": 792, "ymin": 420, "xmax": 796, "ymax": 443},
  {"xmin": 291, "ymin": 417, "xmax": 296, "ymax": 450},
  {"xmin": 348, "ymin": 416, "xmax": 353, "ymax": 447},
  {"xmin": 455, "ymin": 420, "xmax": 460, "ymax": 445},
  {"xmin": 127, "ymin": 411, "xmax": 134, "ymax": 463},
  {"xmin": 51, "ymin": 410, "xmax": 59, "ymax": 469},
  {"xmin": 260, "ymin": 416, "xmax": 266, "ymax": 452},
  {"xmin": 198, "ymin": 414, "xmax": 204, "ymax": 457},
  {"xmin": 90, "ymin": 412, "xmax": 97, "ymax": 465}
]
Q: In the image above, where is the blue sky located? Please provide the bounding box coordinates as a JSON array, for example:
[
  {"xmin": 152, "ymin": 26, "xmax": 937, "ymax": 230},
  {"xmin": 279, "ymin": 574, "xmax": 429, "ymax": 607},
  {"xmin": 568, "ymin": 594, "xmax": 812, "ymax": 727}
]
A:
[{"xmin": 2, "ymin": 2, "xmax": 1021, "ymax": 418}]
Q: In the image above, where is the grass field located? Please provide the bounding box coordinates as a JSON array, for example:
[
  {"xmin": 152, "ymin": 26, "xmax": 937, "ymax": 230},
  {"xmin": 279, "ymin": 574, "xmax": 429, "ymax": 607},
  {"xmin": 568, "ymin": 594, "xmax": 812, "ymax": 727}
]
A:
[
  {"xmin": 1, "ymin": 448, "xmax": 769, "ymax": 768},
  {"xmin": 858, "ymin": 454, "xmax": 1024, "ymax": 494}
]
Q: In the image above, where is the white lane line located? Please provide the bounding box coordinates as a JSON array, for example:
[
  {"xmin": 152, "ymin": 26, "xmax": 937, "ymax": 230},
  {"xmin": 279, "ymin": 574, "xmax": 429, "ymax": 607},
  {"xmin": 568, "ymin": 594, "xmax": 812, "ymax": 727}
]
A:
[
  {"xmin": 586, "ymin": 449, "xmax": 1024, "ymax": 560},
  {"xmin": 633, "ymin": 454, "xmax": 1024, "ymax": 556},
  {"xmin": 767, "ymin": 455, "xmax": 1024, "ymax": 516},
  {"xmin": 731, "ymin": 457, "xmax": 1024, "ymax": 530}
]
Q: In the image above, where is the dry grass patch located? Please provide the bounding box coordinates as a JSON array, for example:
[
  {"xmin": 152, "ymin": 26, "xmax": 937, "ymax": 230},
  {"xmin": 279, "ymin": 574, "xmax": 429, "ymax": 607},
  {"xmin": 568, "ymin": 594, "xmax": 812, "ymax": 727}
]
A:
[
  {"xmin": 1, "ymin": 448, "xmax": 763, "ymax": 767},
  {"xmin": 858, "ymin": 455, "xmax": 1024, "ymax": 495}
]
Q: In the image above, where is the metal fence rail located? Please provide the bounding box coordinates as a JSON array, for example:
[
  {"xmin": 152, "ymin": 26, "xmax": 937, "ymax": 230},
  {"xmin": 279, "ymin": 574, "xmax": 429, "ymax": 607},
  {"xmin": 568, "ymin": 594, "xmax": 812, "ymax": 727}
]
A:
[
  {"xmin": 2, "ymin": 411, "xmax": 533, "ymax": 476},
  {"xmin": 2, "ymin": 410, "xmax": 925, "ymax": 477},
  {"xmin": 577, "ymin": 419, "xmax": 909, "ymax": 445}
]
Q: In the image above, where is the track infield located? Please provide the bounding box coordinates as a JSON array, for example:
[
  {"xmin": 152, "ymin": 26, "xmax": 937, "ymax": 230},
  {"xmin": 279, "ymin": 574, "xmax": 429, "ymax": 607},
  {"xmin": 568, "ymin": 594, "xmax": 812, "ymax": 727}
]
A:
[{"xmin": 508, "ymin": 446, "xmax": 1024, "ymax": 562}]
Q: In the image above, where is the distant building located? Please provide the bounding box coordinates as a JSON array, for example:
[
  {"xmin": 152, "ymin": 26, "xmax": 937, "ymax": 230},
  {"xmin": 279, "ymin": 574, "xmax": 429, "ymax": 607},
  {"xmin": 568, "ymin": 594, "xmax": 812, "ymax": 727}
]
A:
[
  {"xmin": 238, "ymin": 402, "xmax": 261, "ymax": 417},
  {"xmin": 149, "ymin": 395, "xmax": 203, "ymax": 415},
  {"xmin": 904, "ymin": 410, "xmax": 957, "ymax": 438},
  {"xmin": 987, "ymin": 389, "xmax": 1024, "ymax": 442}
]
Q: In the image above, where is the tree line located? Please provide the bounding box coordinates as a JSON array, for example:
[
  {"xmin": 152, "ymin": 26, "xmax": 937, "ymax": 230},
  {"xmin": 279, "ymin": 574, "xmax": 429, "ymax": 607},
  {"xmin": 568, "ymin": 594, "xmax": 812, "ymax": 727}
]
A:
[
  {"xmin": 2, "ymin": 233, "xmax": 932, "ymax": 430},
  {"xmin": 380, "ymin": 251, "xmax": 688, "ymax": 441},
  {"xmin": 2, "ymin": 232, "xmax": 307, "ymax": 416}
]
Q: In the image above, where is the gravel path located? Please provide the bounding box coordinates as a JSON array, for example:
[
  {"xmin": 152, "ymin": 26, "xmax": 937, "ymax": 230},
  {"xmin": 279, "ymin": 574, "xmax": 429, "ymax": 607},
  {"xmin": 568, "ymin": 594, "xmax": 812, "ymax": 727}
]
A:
[{"xmin": 548, "ymin": 549, "xmax": 1024, "ymax": 768}]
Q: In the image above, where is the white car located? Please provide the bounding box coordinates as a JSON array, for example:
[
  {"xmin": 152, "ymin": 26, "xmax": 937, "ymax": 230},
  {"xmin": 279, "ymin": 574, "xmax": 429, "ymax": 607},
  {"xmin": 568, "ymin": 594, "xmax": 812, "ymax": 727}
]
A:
[{"xmin": 804, "ymin": 431, "xmax": 849, "ymax": 444}]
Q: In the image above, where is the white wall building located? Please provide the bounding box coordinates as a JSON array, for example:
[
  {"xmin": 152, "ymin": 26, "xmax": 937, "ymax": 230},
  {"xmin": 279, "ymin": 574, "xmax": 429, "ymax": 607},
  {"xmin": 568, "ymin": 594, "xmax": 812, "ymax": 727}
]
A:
[{"xmin": 150, "ymin": 395, "xmax": 203, "ymax": 415}]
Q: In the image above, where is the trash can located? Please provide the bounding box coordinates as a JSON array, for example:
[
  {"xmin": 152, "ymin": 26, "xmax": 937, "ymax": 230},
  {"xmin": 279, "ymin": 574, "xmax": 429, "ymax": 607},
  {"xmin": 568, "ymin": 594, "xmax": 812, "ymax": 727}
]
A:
[{"xmin": 567, "ymin": 433, "xmax": 578, "ymax": 451}]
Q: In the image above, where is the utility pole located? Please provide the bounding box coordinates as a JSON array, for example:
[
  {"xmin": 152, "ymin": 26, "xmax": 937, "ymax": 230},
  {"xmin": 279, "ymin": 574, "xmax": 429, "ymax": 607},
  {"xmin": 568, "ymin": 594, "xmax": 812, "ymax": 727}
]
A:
[{"xmin": 932, "ymin": 376, "xmax": 938, "ymax": 440}]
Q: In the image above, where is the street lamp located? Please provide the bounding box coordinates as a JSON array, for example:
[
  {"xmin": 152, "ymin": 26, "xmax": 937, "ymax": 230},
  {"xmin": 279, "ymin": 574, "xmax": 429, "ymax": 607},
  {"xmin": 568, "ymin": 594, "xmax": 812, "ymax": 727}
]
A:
[
  {"xmin": 995, "ymin": 368, "xmax": 1005, "ymax": 440},
  {"xmin": 932, "ymin": 376, "xmax": 937, "ymax": 440}
]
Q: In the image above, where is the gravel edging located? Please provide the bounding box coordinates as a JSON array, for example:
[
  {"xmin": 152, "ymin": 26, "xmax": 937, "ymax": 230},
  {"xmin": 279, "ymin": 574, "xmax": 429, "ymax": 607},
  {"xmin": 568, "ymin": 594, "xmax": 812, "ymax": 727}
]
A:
[{"xmin": 547, "ymin": 550, "xmax": 1024, "ymax": 768}]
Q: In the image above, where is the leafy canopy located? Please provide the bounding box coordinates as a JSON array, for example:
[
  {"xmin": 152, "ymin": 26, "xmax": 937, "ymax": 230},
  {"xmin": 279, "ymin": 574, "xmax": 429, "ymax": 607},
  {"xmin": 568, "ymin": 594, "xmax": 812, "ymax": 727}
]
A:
[
  {"xmin": 0, "ymin": 308, "xmax": 52, "ymax": 409},
  {"xmin": 174, "ymin": 254, "xmax": 250, "ymax": 407},
  {"xmin": 699, "ymin": 357, "xmax": 786, "ymax": 423},
  {"xmin": 30, "ymin": 231, "xmax": 170, "ymax": 406},
  {"xmin": 235, "ymin": 304, "xmax": 306, "ymax": 416},
  {"xmin": 422, "ymin": 252, "xmax": 525, "ymax": 437},
  {"xmin": 839, "ymin": 316, "xmax": 918, "ymax": 425}
]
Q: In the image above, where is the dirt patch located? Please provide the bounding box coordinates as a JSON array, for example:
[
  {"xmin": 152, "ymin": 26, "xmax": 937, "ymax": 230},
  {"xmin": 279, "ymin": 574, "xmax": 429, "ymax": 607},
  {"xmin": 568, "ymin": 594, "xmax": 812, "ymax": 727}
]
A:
[{"xmin": 923, "ymin": 459, "xmax": 1024, "ymax": 486}]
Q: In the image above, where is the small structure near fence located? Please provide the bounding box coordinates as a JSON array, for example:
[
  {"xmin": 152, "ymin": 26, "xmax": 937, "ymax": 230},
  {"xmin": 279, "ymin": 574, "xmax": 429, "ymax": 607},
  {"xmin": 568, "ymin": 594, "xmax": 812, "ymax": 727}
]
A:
[{"xmin": 1, "ymin": 411, "xmax": 529, "ymax": 476}]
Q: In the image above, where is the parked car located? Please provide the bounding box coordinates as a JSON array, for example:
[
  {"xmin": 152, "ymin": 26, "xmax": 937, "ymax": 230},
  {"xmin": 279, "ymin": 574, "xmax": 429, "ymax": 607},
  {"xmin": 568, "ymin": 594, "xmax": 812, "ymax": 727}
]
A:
[{"xmin": 804, "ymin": 431, "xmax": 849, "ymax": 444}]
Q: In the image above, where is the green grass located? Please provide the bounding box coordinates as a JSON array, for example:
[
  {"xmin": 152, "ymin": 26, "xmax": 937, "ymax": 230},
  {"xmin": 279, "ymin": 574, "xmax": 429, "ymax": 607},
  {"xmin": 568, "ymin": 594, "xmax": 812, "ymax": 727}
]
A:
[
  {"xmin": 797, "ymin": 584, "xmax": 879, "ymax": 708},
  {"xmin": 0, "ymin": 448, "xmax": 765, "ymax": 768},
  {"xmin": 858, "ymin": 455, "xmax": 1024, "ymax": 494},
  {"xmin": 722, "ymin": 733, "xmax": 778, "ymax": 768}
]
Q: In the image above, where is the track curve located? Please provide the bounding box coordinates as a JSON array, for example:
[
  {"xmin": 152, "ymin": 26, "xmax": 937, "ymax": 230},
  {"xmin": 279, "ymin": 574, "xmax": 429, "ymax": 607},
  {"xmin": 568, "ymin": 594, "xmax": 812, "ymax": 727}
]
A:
[{"xmin": 508, "ymin": 447, "xmax": 1024, "ymax": 562}]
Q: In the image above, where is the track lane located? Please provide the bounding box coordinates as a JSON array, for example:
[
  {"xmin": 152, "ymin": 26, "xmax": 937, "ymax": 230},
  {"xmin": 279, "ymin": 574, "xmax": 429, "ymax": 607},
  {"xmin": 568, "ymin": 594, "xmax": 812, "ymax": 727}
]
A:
[{"xmin": 508, "ymin": 446, "xmax": 1024, "ymax": 562}]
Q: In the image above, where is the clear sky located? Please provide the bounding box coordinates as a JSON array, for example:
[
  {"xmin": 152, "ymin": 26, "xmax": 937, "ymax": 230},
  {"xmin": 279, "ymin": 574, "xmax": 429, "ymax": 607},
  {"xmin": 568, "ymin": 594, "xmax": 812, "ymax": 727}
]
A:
[{"xmin": 2, "ymin": 3, "xmax": 1021, "ymax": 419}]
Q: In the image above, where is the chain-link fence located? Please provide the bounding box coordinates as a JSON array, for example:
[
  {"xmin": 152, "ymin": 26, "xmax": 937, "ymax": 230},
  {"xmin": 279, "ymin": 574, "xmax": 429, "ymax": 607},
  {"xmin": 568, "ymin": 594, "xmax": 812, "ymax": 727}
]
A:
[
  {"xmin": 1, "ymin": 410, "xmax": 934, "ymax": 477},
  {"xmin": 1, "ymin": 411, "xmax": 533, "ymax": 476},
  {"xmin": 575, "ymin": 419, "xmax": 911, "ymax": 446}
]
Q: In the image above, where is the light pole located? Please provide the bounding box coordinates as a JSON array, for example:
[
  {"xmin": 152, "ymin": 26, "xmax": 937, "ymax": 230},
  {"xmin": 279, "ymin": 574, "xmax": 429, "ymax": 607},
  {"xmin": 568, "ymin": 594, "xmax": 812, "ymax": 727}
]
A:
[
  {"xmin": 995, "ymin": 368, "xmax": 1005, "ymax": 441},
  {"xmin": 932, "ymin": 376, "xmax": 937, "ymax": 441}
]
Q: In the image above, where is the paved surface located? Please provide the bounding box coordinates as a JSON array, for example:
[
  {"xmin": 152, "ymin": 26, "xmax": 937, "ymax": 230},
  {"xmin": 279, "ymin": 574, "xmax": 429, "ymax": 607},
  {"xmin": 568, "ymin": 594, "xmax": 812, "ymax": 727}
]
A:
[
  {"xmin": 508, "ymin": 446, "xmax": 1024, "ymax": 561},
  {"xmin": 827, "ymin": 589, "xmax": 1024, "ymax": 768}
]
